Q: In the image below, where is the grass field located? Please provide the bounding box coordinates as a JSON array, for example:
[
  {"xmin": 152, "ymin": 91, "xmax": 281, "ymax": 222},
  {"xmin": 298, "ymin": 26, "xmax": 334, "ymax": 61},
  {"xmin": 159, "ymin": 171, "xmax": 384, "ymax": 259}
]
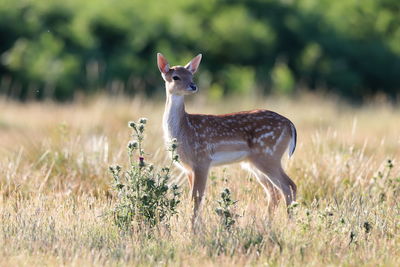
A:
[{"xmin": 0, "ymin": 94, "xmax": 399, "ymax": 266}]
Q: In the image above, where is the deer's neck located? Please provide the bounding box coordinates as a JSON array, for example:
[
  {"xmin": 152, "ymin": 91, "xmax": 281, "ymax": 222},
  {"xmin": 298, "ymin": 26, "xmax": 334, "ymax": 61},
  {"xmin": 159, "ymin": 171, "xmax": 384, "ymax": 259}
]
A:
[{"xmin": 163, "ymin": 94, "xmax": 187, "ymax": 142}]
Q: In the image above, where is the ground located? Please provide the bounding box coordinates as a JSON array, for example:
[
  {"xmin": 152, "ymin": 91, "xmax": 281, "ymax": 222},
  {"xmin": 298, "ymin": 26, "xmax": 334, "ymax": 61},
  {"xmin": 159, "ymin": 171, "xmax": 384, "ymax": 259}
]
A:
[{"xmin": 0, "ymin": 93, "xmax": 399, "ymax": 266}]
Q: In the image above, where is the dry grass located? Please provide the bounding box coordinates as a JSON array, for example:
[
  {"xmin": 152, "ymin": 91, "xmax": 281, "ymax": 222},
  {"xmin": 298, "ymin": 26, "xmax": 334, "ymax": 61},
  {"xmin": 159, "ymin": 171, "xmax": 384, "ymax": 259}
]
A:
[{"xmin": 0, "ymin": 94, "xmax": 399, "ymax": 266}]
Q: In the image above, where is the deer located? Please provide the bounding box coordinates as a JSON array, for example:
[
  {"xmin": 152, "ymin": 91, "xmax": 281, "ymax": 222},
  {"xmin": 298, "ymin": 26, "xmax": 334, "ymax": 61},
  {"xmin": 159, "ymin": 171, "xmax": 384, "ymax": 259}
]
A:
[{"xmin": 157, "ymin": 53, "xmax": 297, "ymax": 225}]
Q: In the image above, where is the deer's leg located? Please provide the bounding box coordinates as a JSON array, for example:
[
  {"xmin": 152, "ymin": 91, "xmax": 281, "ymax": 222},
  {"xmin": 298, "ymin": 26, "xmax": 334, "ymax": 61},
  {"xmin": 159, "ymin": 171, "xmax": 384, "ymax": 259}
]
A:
[
  {"xmin": 187, "ymin": 171, "xmax": 194, "ymax": 190},
  {"xmin": 251, "ymin": 167, "xmax": 281, "ymax": 213},
  {"xmin": 249, "ymin": 157, "xmax": 296, "ymax": 207},
  {"xmin": 191, "ymin": 166, "xmax": 209, "ymax": 225},
  {"xmin": 279, "ymin": 168, "xmax": 297, "ymax": 204}
]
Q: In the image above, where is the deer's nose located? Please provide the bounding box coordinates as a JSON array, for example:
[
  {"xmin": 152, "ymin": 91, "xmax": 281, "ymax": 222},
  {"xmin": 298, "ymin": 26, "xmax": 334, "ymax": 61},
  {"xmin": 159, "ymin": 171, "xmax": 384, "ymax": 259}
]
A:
[{"xmin": 189, "ymin": 83, "xmax": 197, "ymax": 91}]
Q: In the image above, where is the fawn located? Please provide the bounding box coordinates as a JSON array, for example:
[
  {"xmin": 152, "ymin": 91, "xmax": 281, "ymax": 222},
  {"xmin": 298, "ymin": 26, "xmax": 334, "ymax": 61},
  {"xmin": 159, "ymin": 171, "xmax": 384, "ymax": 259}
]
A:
[{"xmin": 157, "ymin": 53, "xmax": 297, "ymax": 224}]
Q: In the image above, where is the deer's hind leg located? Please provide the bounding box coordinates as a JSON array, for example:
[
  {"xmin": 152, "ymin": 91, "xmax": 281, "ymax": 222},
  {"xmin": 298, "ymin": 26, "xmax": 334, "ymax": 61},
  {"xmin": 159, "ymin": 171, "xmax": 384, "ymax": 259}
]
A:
[
  {"xmin": 249, "ymin": 156, "xmax": 297, "ymax": 207},
  {"xmin": 245, "ymin": 164, "xmax": 281, "ymax": 214},
  {"xmin": 187, "ymin": 171, "xmax": 194, "ymax": 190}
]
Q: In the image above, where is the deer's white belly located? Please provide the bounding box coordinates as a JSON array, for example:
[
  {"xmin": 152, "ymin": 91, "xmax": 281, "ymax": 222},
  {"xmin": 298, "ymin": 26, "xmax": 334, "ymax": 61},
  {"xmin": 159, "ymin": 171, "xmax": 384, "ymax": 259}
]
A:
[{"xmin": 210, "ymin": 151, "xmax": 249, "ymax": 166}]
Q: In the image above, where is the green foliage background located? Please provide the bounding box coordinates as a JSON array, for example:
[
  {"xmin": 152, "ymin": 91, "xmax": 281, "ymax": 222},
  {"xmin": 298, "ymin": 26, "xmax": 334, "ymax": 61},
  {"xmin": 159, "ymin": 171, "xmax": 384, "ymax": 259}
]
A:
[{"xmin": 0, "ymin": 0, "xmax": 399, "ymax": 100}]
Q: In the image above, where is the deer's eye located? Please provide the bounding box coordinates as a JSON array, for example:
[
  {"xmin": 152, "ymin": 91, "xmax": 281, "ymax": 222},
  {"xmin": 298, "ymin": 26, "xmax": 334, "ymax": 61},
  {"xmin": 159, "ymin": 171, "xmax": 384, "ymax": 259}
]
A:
[{"xmin": 172, "ymin": 76, "xmax": 180, "ymax": 81}]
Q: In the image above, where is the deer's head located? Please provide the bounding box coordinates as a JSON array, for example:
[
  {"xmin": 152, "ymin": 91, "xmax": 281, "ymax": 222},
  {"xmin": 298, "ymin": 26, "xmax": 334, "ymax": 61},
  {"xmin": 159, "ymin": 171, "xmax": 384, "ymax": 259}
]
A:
[{"xmin": 157, "ymin": 53, "xmax": 202, "ymax": 96}]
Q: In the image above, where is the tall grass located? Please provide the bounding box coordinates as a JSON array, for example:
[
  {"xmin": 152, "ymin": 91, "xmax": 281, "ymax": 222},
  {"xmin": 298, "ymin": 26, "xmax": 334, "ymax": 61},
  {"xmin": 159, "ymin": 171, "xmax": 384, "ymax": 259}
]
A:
[{"xmin": 0, "ymin": 94, "xmax": 399, "ymax": 266}]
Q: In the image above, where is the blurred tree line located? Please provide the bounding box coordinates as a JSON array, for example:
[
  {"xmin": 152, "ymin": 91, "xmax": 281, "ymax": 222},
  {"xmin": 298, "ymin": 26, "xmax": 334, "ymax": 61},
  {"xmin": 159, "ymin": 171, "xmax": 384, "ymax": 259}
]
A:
[{"xmin": 0, "ymin": 0, "xmax": 399, "ymax": 101}]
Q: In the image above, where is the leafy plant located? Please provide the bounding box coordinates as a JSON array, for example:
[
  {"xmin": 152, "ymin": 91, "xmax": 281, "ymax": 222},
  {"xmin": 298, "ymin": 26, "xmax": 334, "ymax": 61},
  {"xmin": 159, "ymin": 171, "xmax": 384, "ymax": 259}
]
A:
[
  {"xmin": 109, "ymin": 118, "xmax": 180, "ymax": 231},
  {"xmin": 370, "ymin": 159, "xmax": 400, "ymax": 202},
  {"xmin": 215, "ymin": 188, "xmax": 239, "ymax": 230}
]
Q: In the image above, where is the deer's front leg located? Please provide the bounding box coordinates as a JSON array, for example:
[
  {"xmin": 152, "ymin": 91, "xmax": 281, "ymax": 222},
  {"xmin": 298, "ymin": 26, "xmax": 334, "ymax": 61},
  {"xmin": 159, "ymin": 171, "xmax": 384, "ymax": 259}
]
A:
[{"xmin": 191, "ymin": 165, "xmax": 209, "ymax": 225}]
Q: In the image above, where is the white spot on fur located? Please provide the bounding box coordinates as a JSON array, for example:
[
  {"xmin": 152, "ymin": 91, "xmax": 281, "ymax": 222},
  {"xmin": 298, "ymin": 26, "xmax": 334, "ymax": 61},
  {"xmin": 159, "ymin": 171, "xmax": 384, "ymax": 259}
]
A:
[
  {"xmin": 186, "ymin": 117, "xmax": 195, "ymax": 129},
  {"xmin": 259, "ymin": 131, "xmax": 274, "ymax": 140},
  {"xmin": 264, "ymin": 147, "xmax": 274, "ymax": 155},
  {"xmin": 206, "ymin": 142, "xmax": 214, "ymax": 152},
  {"xmin": 217, "ymin": 140, "xmax": 247, "ymax": 146}
]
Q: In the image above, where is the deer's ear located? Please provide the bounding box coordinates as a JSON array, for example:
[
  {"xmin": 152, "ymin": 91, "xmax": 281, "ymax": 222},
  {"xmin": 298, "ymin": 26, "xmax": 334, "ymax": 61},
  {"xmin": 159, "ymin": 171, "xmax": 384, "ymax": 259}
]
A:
[
  {"xmin": 185, "ymin": 54, "xmax": 202, "ymax": 74},
  {"xmin": 157, "ymin": 53, "xmax": 170, "ymax": 74}
]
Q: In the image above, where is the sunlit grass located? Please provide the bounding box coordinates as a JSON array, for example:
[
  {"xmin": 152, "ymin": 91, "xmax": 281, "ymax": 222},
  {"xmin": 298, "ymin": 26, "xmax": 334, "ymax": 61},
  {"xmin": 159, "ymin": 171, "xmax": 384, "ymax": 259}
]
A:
[{"xmin": 0, "ymin": 94, "xmax": 399, "ymax": 266}]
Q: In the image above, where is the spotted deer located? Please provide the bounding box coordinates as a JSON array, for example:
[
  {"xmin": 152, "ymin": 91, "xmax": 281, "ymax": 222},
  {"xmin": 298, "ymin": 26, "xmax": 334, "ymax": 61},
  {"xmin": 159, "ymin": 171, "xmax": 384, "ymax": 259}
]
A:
[{"xmin": 157, "ymin": 53, "xmax": 297, "ymax": 224}]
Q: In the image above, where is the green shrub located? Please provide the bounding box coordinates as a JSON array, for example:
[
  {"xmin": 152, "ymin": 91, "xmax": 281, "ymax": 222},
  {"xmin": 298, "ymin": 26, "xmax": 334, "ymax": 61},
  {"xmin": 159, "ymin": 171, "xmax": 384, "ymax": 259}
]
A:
[
  {"xmin": 271, "ymin": 60, "xmax": 295, "ymax": 95},
  {"xmin": 215, "ymin": 188, "xmax": 239, "ymax": 230},
  {"xmin": 1, "ymin": 0, "xmax": 400, "ymax": 100},
  {"xmin": 109, "ymin": 118, "xmax": 181, "ymax": 231}
]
